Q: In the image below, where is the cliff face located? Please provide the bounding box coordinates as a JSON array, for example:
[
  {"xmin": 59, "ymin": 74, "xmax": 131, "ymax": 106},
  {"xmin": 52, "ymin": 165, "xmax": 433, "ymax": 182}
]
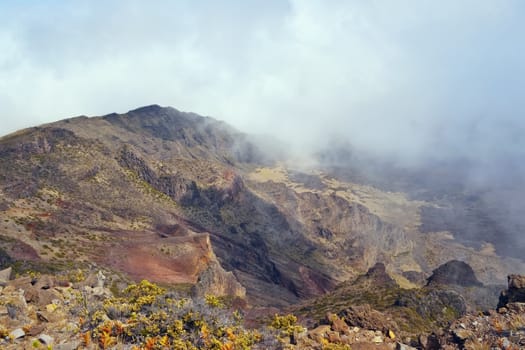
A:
[{"xmin": 0, "ymin": 105, "xmax": 523, "ymax": 307}]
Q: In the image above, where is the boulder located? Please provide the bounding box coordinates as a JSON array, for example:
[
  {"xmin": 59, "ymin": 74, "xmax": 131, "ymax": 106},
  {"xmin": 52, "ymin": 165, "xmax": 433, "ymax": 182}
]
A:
[
  {"xmin": 9, "ymin": 328, "xmax": 25, "ymax": 340},
  {"xmin": 3, "ymin": 289, "xmax": 28, "ymax": 317},
  {"xmin": 0, "ymin": 267, "xmax": 12, "ymax": 285},
  {"xmin": 506, "ymin": 302, "xmax": 525, "ymax": 314},
  {"xmin": 96, "ymin": 270, "xmax": 106, "ymax": 288},
  {"xmin": 498, "ymin": 274, "xmax": 525, "ymax": 308},
  {"xmin": 38, "ymin": 334, "xmax": 54, "ymax": 345}
]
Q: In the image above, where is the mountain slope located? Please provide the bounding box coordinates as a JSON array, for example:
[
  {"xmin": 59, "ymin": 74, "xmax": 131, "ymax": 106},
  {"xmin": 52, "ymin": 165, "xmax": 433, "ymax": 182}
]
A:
[{"xmin": 0, "ymin": 105, "xmax": 523, "ymax": 307}]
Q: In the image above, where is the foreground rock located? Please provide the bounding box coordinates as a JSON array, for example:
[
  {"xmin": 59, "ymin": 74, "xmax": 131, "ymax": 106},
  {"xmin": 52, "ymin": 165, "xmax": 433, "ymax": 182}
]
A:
[
  {"xmin": 434, "ymin": 274, "xmax": 525, "ymax": 349},
  {"xmin": 498, "ymin": 274, "xmax": 525, "ymax": 308},
  {"xmin": 293, "ymin": 268, "xmax": 525, "ymax": 349},
  {"xmin": 1, "ymin": 265, "xmax": 524, "ymax": 349},
  {"xmin": 0, "ymin": 271, "xmax": 105, "ymax": 349},
  {"xmin": 0, "ymin": 266, "xmax": 12, "ymax": 286},
  {"xmin": 438, "ymin": 302, "xmax": 525, "ymax": 349},
  {"xmin": 280, "ymin": 312, "xmax": 401, "ymax": 350}
]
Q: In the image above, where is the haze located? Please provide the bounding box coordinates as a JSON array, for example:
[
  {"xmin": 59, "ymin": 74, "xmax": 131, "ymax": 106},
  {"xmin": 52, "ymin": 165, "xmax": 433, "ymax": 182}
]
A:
[{"xmin": 0, "ymin": 1, "xmax": 523, "ymax": 160}]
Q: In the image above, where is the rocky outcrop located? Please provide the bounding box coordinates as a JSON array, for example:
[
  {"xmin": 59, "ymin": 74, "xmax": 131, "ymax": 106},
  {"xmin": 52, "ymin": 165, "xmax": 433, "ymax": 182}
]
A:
[
  {"xmin": 427, "ymin": 260, "xmax": 482, "ymax": 287},
  {"xmin": 402, "ymin": 270, "xmax": 427, "ymax": 285},
  {"xmin": 0, "ymin": 267, "xmax": 12, "ymax": 286},
  {"xmin": 294, "ymin": 262, "xmax": 472, "ymax": 341},
  {"xmin": 498, "ymin": 274, "xmax": 525, "ymax": 308},
  {"xmin": 0, "ymin": 273, "xmax": 78, "ymax": 349},
  {"xmin": 439, "ymin": 301, "xmax": 525, "ymax": 349},
  {"xmin": 102, "ymin": 231, "xmax": 229, "ymax": 286},
  {"xmin": 0, "ymin": 248, "xmax": 14, "ymax": 270},
  {"xmin": 0, "ymin": 127, "xmax": 78, "ymax": 158},
  {"xmin": 280, "ymin": 312, "xmax": 402, "ymax": 350},
  {"xmin": 365, "ymin": 262, "xmax": 396, "ymax": 286},
  {"xmin": 118, "ymin": 146, "xmax": 197, "ymax": 203},
  {"xmin": 338, "ymin": 304, "xmax": 399, "ymax": 333},
  {"xmin": 192, "ymin": 261, "xmax": 246, "ymax": 298},
  {"xmin": 395, "ymin": 289, "xmax": 467, "ymax": 321}
]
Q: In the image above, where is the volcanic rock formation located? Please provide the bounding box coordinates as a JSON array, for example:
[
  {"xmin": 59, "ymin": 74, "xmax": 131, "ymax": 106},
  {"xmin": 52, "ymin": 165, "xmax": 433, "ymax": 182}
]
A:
[{"xmin": 0, "ymin": 105, "xmax": 523, "ymax": 308}]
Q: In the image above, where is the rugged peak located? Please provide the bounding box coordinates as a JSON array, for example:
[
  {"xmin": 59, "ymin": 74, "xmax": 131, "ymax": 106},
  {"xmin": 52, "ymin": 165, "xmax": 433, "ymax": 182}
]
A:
[
  {"xmin": 103, "ymin": 104, "xmax": 189, "ymax": 124},
  {"xmin": 98, "ymin": 104, "xmax": 235, "ymax": 149},
  {"xmin": 128, "ymin": 104, "xmax": 165, "ymax": 114},
  {"xmin": 124, "ymin": 104, "xmax": 190, "ymax": 119},
  {"xmin": 365, "ymin": 262, "xmax": 395, "ymax": 285},
  {"xmin": 427, "ymin": 260, "xmax": 483, "ymax": 287}
]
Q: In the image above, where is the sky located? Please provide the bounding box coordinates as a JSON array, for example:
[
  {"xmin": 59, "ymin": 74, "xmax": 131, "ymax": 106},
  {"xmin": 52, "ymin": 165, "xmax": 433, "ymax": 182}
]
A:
[{"xmin": 1, "ymin": 0, "xmax": 525, "ymax": 165}]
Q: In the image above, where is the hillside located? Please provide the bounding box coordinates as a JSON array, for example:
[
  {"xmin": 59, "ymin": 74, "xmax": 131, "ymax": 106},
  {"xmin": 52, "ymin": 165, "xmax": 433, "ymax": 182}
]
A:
[{"xmin": 0, "ymin": 105, "xmax": 523, "ymax": 309}]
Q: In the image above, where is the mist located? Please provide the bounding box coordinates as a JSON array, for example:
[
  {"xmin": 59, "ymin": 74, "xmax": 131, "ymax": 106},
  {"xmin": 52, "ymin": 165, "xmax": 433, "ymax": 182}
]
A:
[{"xmin": 1, "ymin": 1, "xmax": 524, "ymax": 256}]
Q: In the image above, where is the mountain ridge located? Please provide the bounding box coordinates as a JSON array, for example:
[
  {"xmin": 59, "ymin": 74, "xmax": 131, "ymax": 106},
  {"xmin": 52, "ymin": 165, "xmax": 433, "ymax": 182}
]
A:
[{"xmin": 0, "ymin": 105, "xmax": 523, "ymax": 309}]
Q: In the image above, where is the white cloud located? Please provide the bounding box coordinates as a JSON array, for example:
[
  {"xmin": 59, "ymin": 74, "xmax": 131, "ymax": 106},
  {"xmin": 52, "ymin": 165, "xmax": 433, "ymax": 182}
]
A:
[{"xmin": 0, "ymin": 0, "xmax": 524, "ymax": 165}]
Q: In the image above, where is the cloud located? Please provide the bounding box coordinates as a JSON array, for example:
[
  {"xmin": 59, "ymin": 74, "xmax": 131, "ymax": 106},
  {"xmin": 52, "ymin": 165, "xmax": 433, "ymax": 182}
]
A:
[{"xmin": 0, "ymin": 0, "xmax": 524, "ymax": 164}]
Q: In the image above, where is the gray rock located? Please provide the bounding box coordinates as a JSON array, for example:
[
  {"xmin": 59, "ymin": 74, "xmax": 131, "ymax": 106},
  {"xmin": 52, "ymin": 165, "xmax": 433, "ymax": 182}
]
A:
[
  {"xmin": 7, "ymin": 304, "xmax": 18, "ymax": 318},
  {"xmin": 38, "ymin": 334, "xmax": 54, "ymax": 345},
  {"xmin": 53, "ymin": 341, "xmax": 80, "ymax": 350},
  {"xmin": 9, "ymin": 328, "xmax": 25, "ymax": 339},
  {"xmin": 0, "ymin": 267, "xmax": 12, "ymax": 285},
  {"xmin": 507, "ymin": 302, "xmax": 525, "ymax": 314},
  {"xmin": 96, "ymin": 270, "xmax": 106, "ymax": 288},
  {"xmin": 498, "ymin": 274, "xmax": 525, "ymax": 308},
  {"xmin": 397, "ymin": 343, "xmax": 417, "ymax": 350}
]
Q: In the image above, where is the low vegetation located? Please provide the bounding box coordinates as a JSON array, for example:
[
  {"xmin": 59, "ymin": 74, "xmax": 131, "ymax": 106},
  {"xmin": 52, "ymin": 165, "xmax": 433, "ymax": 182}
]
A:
[{"xmin": 72, "ymin": 279, "xmax": 279, "ymax": 349}]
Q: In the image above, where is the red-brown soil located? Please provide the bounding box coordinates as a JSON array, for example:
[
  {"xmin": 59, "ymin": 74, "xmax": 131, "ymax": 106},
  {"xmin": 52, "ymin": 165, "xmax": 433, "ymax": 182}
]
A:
[{"xmin": 100, "ymin": 230, "xmax": 214, "ymax": 284}]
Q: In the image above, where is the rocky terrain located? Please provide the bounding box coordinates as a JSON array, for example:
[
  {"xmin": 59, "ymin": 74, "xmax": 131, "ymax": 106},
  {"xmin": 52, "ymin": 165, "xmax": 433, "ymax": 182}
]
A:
[
  {"xmin": 0, "ymin": 105, "xmax": 523, "ymax": 305},
  {"xmin": 0, "ymin": 265, "xmax": 524, "ymax": 349},
  {"xmin": 0, "ymin": 105, "xmax": 524, "ymax": 348}
]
